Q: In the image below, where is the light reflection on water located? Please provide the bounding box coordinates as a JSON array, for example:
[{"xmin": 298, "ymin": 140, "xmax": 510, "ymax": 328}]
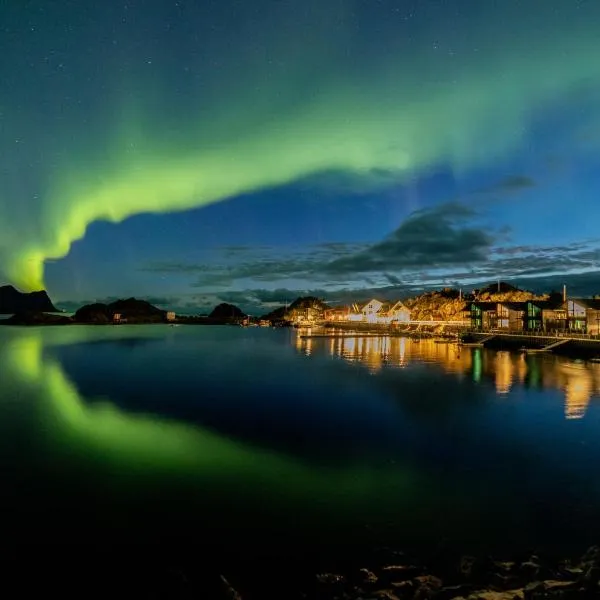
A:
[
  {"xmin": 1, "ymin": 324, "xmax": 600, "ymax": 556},
  {"xmin": 295, "ymin": 332, "xmax": 600, "ymax": 420}
]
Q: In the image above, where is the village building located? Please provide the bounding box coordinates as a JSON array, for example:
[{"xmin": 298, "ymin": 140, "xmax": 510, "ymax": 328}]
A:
[
  {"xmin": 361, "ymin": 298, "xmax": 385, "ymax": 323},
  {"xmin": 323, "ymin": 306, "xmax": 351, "ymax": 322},
  {"xmin": 470, "ymin": 301, "xmax": 527, "ymax": 331},
  {"xmin": 496, "ymin": 302, "xmax": 526, "ymax": 331},
  {"xmin": 286, "ymin": 305, "xmax": 324, "ymax": 325},
  {"xmin": 469, "ymin": 302, "xmax": 498, "ymax": 330},
  {"xmin": 383, "ymin": 300, "xmax": 411, "ymax": 324},
  {"xmin": 567, "ymin": 298, "xmax": 600, "ymax": 334},
  {"xmin": 347, "ymin": 299, "xmax": 412, "ymax": 324},
  {"xmin": 525, "ymin": 299, "xmax": 567, "ymax": 332}
]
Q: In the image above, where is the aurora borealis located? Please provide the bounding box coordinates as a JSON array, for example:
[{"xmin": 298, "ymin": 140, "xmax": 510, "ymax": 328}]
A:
[{"xmin": 3, "ymin": 1, "xmax": 600, "ymax": 311}]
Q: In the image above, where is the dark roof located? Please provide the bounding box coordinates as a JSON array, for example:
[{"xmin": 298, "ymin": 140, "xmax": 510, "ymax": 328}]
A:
[
  {"xmin": 527, "ymin": 299, "xmax": 565, "ymax": 310},
  {"xmin": 497, "ymin": 301, "xmax": 527, "ymax": 310},
  {"xmin": 570, "ymin": 298, "xmax": 600, "ymax": 310},
  {"xmin": 469, "ymin": 301, "xmax": 498, "ymax": 310}
]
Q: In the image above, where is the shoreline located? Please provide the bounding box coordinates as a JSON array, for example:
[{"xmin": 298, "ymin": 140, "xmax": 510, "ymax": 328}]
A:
[{"xmin": 18, "ymin": 543, "xmax": 594, "ymax": 599}]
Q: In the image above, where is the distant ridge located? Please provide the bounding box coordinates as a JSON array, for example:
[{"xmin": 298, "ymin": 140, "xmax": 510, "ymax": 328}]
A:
[{"xmin": 0, "ymin": 285, "xmax": 58, "ymax": 314}]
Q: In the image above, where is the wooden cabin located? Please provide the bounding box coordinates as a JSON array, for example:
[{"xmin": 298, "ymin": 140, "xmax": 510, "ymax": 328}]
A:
[
  {"xmin": 496, "ymin": 302, "xmax": 526, "ymax": 331},
  {"xmin": 323, "ymin": 306, "xmax": 351, "ymax": 322},
  {"xmin": 567, "ymin": 299, "xmax": 600, "ymax": 334},
  {"xmin": 386, "ymin": 300, "xmax": 411, "ymax": 323},
  {"xmin": 525, "ymin": 299, "xmax": 567, "ymax": 332},
  {"xmin": 469, "ymin": 302, "xmax": 498, "ymax": 330}
]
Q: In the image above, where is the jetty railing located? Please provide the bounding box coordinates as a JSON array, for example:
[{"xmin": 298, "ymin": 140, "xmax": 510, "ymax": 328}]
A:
[{"xmin": 468, "ymin": 329, "xmax": 600, "ymax": 341}]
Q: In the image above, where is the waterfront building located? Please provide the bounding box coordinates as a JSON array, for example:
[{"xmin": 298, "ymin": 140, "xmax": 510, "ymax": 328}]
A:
[
  {"xmin": 567, "ymin": 299, "xmax": 600, "ymax": 334},
  {"xmin": 469, "ymin": 302, "xmax": 498, "ymax": 330},
  {"xmin": 496, "ymin": 302, "xmax": 526, "ymax": 330},
  {"xmin": 525, "ymin": 299, "xmax": 567, "ymax": 331},
  {"xmin": 361, "ymin": 299, "xmax": 385, "ymax": 323},
  {"xmin": 323, "ymin": 306, "xmax": 351, "ymax": 322}
]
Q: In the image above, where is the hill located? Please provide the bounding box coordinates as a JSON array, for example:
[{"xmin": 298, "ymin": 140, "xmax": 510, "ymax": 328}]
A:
[
  {"xmin": 404, "ymin": 283, "xmax": 545, "ymax": 321},
  {"xmin": 261, "ymin": 296, "xmax": 327, "ymax": 321},
  {"xmin": 74, "ymin": 298, "xmax": 166, "ymax": 324},
  {"xmin": 209, "ymin": 303, "xmax": 246, "ymax": 321},
  {"xmin": 0, "ymin": 285, "xmax": 58, "ymax": 314},
  {"xmin": 472, "ymin": 281, "xmax": 545, "ymax": 303}
]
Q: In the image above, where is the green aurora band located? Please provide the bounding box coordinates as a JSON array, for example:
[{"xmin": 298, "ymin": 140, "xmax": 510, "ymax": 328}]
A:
[{"xmin": 3, "ymin": 1, "xmax": 600, "ymax": 290}]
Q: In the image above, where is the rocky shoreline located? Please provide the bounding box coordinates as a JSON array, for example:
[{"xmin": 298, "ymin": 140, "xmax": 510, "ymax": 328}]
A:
[
  {"xmin": 312, "ymin": 551, "xmax": 599, "ymax": 599},
  {"xmin": 202, "ymin": 546, "xmax": 600, "ymax": 599}
]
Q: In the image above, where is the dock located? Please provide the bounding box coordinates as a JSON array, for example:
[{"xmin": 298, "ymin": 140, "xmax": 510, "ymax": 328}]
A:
[
  {"xmin": 525, "ymin": 338, "xmax": 571, "ymax": 354},
  {"xmin": 300, "ymin": 333, "xmax": 387, "ymax": 339},
  {"xmin": 463, "ymin": 331, "xmax": 600, "ymax": 357}
]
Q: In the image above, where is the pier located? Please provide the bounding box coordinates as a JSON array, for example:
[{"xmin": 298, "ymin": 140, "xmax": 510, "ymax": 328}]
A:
[
  {"xmin": 465, "ymin": 330, "xmax": 600, "ymax": 357},
  {"xmin": 299, "ymin": 325, "xmax": 600, "ymax": 358}
]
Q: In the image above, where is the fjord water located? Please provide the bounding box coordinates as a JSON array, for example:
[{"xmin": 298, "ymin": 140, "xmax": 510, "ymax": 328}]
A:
[{"xmin": 1, "ymin": 325, "xmax": 600, "ymax": 558}]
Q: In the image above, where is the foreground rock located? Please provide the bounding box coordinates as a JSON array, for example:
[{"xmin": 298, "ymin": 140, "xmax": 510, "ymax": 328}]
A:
[{"xmin": 310, "ymin": 546, "xmax": 600, "ymax": 600}]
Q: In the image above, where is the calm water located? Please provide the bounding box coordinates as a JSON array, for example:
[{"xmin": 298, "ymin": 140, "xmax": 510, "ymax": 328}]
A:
[{"xmin": 1, "ymin": 324, "xmax": 600, "ymax": 558}]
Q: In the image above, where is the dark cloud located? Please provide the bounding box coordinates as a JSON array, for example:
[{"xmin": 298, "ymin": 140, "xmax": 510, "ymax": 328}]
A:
[
  {"xmin": 323, "ymin": 203, "xmax": 493, "ymax": 274},
  {"xmin": 510, "ymin": 271, "xmax": 600, "ymax": 297},
  {"xmin": 207, "ymin": 269, "xmax": 600, "ymax": 315},
  {"xmin": 477, "ymin": 175, "xmax": 536, "ymax": 195},
  {"xmin": 142, "ymin": 242, "xmax": 370, "ymax": 288}
]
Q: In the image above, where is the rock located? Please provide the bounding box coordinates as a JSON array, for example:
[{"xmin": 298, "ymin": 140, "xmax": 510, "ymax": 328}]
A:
[
  {"xmin": 316, "ymin": 573, "xmax": 346, "ymax": 586},
  {"xmin": 581, "ymin": 565, "xmax": 600, "ymax": 588},
  {"xmin": 219, "ymin": 575, "xmax": 243, "ymax": 600},
  {"xmin": 493, "ymin": 562, "xmax": 516, "ymax": 575},
  {"xmin": 519, "ymin": 561, "xmax": 554, "ymax": 582},
  {"xmin": 466, "ymin": 592, "xmax": 524, "ymax": 600},
  {"xmin": 413, "ymin": 575, "xmax": 443, "ymax": 599},
  {"xmin": 379, "ymin": 565, "xmax": 421, "ymax": 584},
  {"xmin": 523, "ymin": 581, "xmax": 545, "ymax": 599},
  {"xmin": 460, "ymin": 556, "xmax": 496, "ymax": 584},
  {"xmin": 436, "ymin": 584, "xmax": 477, "ymax": 600},
  {"xmin": 356, "ymin": 569, "xmax": 378, "ymax": 586},
  {"xmin": 543, "ymin": 580, "xmax": 580, "ymax": 592},
  {"xmin": 490, "ymin": 573, "xmax": 524, "ymax": 591},
  {"xmin": 560, "ymin": 567, "xmax": 584, "ymax": 580},
  {"xmin": 580, "ymin": 546, "xmax": 600, "ymax": 566},
  {"xmin": 369, "ymin": 591, "xmax": 400, "ymax": 600},
  {"xmin": 389, "ymin": 580, "xmax": 414, "ymax": 594}
]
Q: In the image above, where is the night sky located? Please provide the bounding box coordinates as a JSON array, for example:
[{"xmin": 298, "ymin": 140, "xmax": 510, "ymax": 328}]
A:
[{"xmin": 2, "ymin": 0, "xmax": 600, "ymax": 313}]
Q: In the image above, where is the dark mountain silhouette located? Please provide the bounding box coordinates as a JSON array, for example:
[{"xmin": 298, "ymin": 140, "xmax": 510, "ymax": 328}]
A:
[
  {"xmin": 0, "ymin": 285, "xmax": 58, "ymax": 314},
  {"xmin": 476, "ymin": 281, "xmax": 522, "ymax": 295},
  {"xmin": 74, "ymin": 298, "xmax": 166, "ymax": 324},
  {"xmin": 261, "ymin": 296, "xmax": 328, "ymax": 321},
  {"xmin": 209, "ymin": 303, "xmax": 246, "ymax": 320},
  {"xmin": 4, "ymin": 311, "xmax": 71, "ymax": 325}
]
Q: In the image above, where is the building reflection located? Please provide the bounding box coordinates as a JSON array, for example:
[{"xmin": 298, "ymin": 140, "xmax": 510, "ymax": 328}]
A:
[{"xmin": 294, "ymin": 333, "xmax": 600, "ymax": 419}]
